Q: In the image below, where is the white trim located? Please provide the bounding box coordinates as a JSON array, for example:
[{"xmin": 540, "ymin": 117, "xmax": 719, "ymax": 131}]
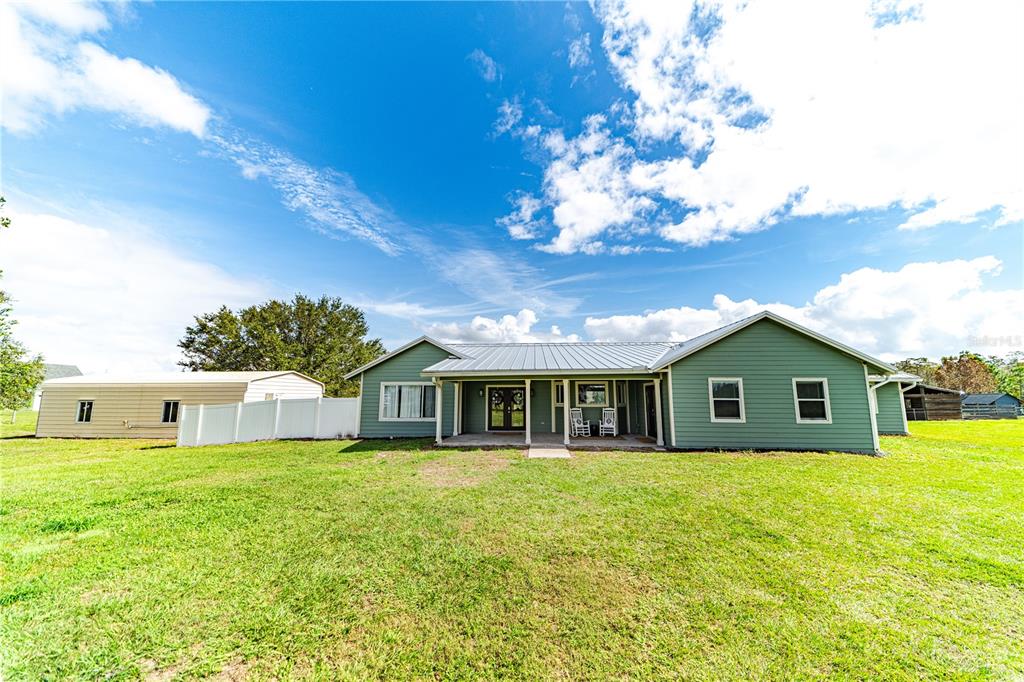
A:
[
  {"xmin": 550, "ymin": 381, "xmax": 557, "ymax": 433},
  {"xmin": 666, "ymin": 370, "xmax": 676, "ymax": 446},
  {"xmin": 422, "ymin": 368, "xmax": 656, "ymax": 378},
  {"xmin": 344, "ymin": 336, "xmax": 468, "ymax": 380},
  {"xmin": 707, "ymin": 377, "xmax": 746, "ymax": 424},
  {"xmin": 355, "ymin": 373, "xmax": 363, "ymax": 437},
  {"xmin": 653, "ymin": 377, "xmax": 664, "ymax": 446},
  {"xmin": 562, "ymin": 379, "xmax": 570, "ymax": 445},
  {"xmin": 641, "ymin": 382, "xmax": 653, "ymax": 437},
  {"xmin": 649, "ymin": 311, "xmax": 896, "ymax": 373},
  {"xmin": 378, "ymin": 381, "xmax": 437, "ymax": 422},
  {"xmin": 75, "ymin": 399, "xmax": 94, "ymax": 423},
  {"xmin": 525, "ymin": 378, "xmax": 532, "ymax": 445},
  {"xmin": 792, "ymin": 377, "xmax": 833, "ymax": 425},
  {"xmin": 484, "ymin": 383, "xmax": 527, "ymax": 432},
  {"xmin": 898, "ymin": 381, "xmax": 917, "ymax": 434},
  {"xmin": 575, "ymin": 380, "xmax": 610, "ymax": 407},
  {"xmin": 435, "ymin": 378, "xmax": 443, "ymax": 445},
  {"xmin": 453, "ymin": 381, "xmax": 461, "ymax": 437},
  {"xmin": 864, "ymin": 366, "xmax": 880, "ymax": 451},
  {"xmin": 160, "ymin": 400, "xmax": 181, "ymax": 424},
  {"xmin": 625, "ymin": 381, "xmax": 631, "ymax": 434}
]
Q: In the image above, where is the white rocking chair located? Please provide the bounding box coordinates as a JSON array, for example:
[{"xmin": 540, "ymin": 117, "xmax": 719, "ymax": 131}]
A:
[
  {"xmin": 599, "ymin": 408, "xmax": 617, "ymax": 437},
  {"xmin": 569, "ymin": 407, "xmax": 590, "ymax": 437}
]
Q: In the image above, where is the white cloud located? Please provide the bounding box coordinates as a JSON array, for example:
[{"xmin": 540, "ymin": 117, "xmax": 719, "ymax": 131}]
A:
[
  {"xmin": 568, "ymin": 33, "xmax": 592, "ymax": 69},
  {"xmin": 519, "ymin": 0, "xmax": 1024, "ymax": 252},
  {"xmin": 492, "ymin": 97, "xmax": 522, "ymax": 136},
  {"xmin": 210, "ymin": 133, "xmax": 403, "ymax": 255},
  {"xmin": 1, "ymin": 209, "xmax": 267, "ymax": 374},
  {"xmin": 583, "ymin": 256, "xmax": 1023, "ymax": 360},
  {"xmin": 497, "ymin": 192, "xmax": 544, "ymax": 240},
  {"xmin": 532, "ymin": 115, "xmax": 654, "ymax": 254},
  {"xmin": 0, "ymin": 2, "xmax": 211, "ymax": 136},
  {"xmin": 424, "ymin": 309, "xmax": 580, "ymax": 343},
  {"xmin": 467, "ymin": 48, "xmax": 500, "ymax": 82}
]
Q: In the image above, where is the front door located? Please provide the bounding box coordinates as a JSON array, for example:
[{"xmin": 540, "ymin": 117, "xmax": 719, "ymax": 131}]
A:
[
  {"xmin": 488, "ymin": 387, "xmax": 526, "ymax": 431},
  {"xmin": 644, "ymin": 383, "xmax": 657, "ymax": 437}
]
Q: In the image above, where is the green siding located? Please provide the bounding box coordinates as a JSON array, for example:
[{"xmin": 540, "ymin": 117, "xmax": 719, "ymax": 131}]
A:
[
  {"xmin": 875, "ymin": 382, "xmax": 908, "ymax": 435},
  {"xmin": 668, "ymin": 319, "xmax": 877, "ymax": 453},
  {"xmin": 358, "ymin": 342, "xmax": 455, "ymax": 438},
  {"xmin": 459, "ymin": 380, "xmax": 551, "ymax": 433}
]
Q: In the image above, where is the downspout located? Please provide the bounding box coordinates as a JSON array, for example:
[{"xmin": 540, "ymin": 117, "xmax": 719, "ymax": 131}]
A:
[
  {"xmin": 898, "ymin": 381, "xmax": 918, "ymax": 433},
  {"xmin": 864, "ymin": 365, "xmax": 881, "ymax": 455}
]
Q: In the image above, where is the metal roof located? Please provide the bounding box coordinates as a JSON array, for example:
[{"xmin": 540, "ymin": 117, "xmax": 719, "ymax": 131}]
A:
[
  {"xmin": 42, "ymin": 371, "xmax": 322, "ymax": 386},
  {"xmin": 423, "ymin": 342, "xmax": 675, "ymax": 374},
  {"xmin": 962, "ymin": 393, "xmax": 1020, "ymax": 405}
]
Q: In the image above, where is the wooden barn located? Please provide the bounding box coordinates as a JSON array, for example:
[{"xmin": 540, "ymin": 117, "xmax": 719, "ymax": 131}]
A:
[{"xmin": 903, "ymin": 384, "xmax": 962, "ymax": 421}]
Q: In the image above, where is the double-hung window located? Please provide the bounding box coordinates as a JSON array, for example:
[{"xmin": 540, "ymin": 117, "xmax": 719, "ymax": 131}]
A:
[
  {"xmin": 162, "ymin": 400, "xmax": 180, "ymax": 424},
  {"xmin": 576, "ymin": 382, "xmax": 608, "ymax": 407},
  {"xmin": 76, "ymin": 400, "xmax": 94, "ymax": 423},
  {"xmin": 793, "ymin": 378, "xmax": 832, "ymax": 423},
  {"xmin": 380, "ymin": 383, "xmax": 436, "ymax": 421},
  {"xmin": 708, "ymin": 378, "xmax": 745, "ymax": 422}
]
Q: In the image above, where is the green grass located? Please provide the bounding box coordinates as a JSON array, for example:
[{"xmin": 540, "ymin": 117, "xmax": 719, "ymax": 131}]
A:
[
  {"xmin": 2, "ymin": 421, "xmax": 1022, "ymax": 680},
  {"xmin": 0, "ymin": 409, "xmax": 37, "ymax": 439}
]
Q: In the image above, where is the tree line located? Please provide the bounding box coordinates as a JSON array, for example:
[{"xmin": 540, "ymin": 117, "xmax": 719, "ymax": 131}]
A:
[{"xmin": 895, "ymin": 352, "xmax": 1024, "ymax": 396}]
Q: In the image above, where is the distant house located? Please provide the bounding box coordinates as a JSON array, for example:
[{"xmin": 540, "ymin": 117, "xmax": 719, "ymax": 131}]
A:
[
  {"xmin": 344, "ymin": 311, "xmax": 903, "ymax": 455},
  {"xmin": 902, "ymin": 384, "xmax": 963, "ymax": 421},
  {"xmin": 961, "ymin": 393, "xmax": 1021, "ymax": 420},
  {"xmin": 32, "ymin": 364, "xmax": 83, "ymax": 410},
  {"xmin": 36, "ymin": 371, "xmax": 324, "ymax": 438}
]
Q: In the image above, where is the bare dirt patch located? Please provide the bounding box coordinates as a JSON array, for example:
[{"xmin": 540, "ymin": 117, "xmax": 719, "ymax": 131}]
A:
[
  {"xmin": 210, "ymin": 659, "xmax": 251, "ymax": 681},
  {"xmin": 417, "ymin": 451, "xmax": 512, "ymax": 488}
]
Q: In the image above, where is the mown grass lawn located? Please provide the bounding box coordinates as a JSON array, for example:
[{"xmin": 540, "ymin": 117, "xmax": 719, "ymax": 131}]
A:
[
  {"xmin": 0, "ymin": 409, "xmax": 37, "ymax": 439},
  {"xmin": 2, "ymin": 421, "xmax": 1022, "ymax": 680}
]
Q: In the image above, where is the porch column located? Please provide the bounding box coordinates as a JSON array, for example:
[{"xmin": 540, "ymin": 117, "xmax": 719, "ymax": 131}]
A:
[
  {"xmin": 653, "ymin": 377, "xmax": 664, "ymax": 446},
  {"xmin": 434, "ymin": 378, "xmax": 444, "ymax": 445},
  {"xmin": 611, "ymin": 381, "xmax": 618, "ymax": 435},
  {"xmin": 453, "ymin": 381, "xmax": 460, "ymax": 437},
  {"xmin": 524, "ymin": 378, "xmax": 532, "ymax": 445},
  {"xmin": 562, "ymin": 378, "xmax": 571, "ymax": 446}
]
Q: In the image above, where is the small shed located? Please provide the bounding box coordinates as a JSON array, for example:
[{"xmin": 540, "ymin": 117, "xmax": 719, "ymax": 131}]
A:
[
  {"xmin": 961, "ymin": 393, "xmax": 1021, "ymax": 420},
  {"xmin": 36, "ymin": 371, "xmax": 324, "ymax": 438},
  {"xmin": 902, "ymin": 384, "xmax": 962, "ymax": 421}
]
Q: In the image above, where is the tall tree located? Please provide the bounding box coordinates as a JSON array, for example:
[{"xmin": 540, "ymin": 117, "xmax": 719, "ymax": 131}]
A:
[
  {"xmin": 0, "ymin": 277, "xmax": 45, "ymax": 420},
  {"xmin": 989, "ymin": 351, "xmax": 1024, "ymax": 398},
  {"xmin": 0, "ymin": 196, "xmax": 10, "ymax": 229},
  {"xmin": 933, "ymin": 352, "xmax": 998, "ymax": 393},
  {"xmin": 894, "ymin": 357, "xmax": 939, "ymax": 385},
  {"xmin": 178, "ymin": 295, "xmax": 384, "ymax": 396}
]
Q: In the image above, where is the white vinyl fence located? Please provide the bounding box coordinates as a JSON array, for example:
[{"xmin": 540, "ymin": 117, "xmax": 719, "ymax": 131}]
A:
[{"xmin": 177, "ymin": 397, "xmax": 359, "ymax": 447}]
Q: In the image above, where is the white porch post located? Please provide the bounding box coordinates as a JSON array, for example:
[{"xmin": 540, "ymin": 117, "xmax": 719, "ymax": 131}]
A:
[
  {"xmin": 453, "ymin": 381, "xmax": 461, "ymax": 437},
  {"xmin": 653, "ymin": 377, "xmax": 665, "ymax": 446},
  {"xmin": 562, "ymin": 378, "xmax": 571, "ymax": 446},
  {"xmin": 434, "ymin": 378, "xmax": 444, "ymax": 445},
  {"xmin": 524, "ymin": 378, "xmax": 532, "ymax": 445},
  {"xmin": 611, "ymin": 380, "xmax": 618, "ymax": 435}
]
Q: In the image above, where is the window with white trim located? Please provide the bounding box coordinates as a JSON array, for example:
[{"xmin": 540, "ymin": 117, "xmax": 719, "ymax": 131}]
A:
[
  {"xmin": 708, "ymin": 378, "xmax": 745, "ymax": 422},
  {"xmin": 576, "ymin": 382, "xmax": 608, "ymax": 407},
  {"xmin": 793, "ymin": 378, "xmax": 832, "ymax": 423},
  {"xmin": 380, "ymin": 383, "xmax": 436, "ymax": 420},
  {"xmin": 76, "ymin": 400, "xmax": 93, "ymax": 423},
  {"xmin": 554, "ymin": 383, "xmax": 565, "ymax": 406},
  {"xmin": 161, "ymin": 400, "xmax": 180, "ymax": 423},
  {"xmin": 616, "ymin": 380, "xmax": 627, "ymax": 406}
]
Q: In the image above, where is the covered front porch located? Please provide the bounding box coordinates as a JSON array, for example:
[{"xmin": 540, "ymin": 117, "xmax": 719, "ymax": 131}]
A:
[
  {"xmin": 439, "ymin": 430, "xmax": 663, "ymax": 451},
  {"xmin": 429, "ymin": 376, "xmax": 669, "ymax": 449}
]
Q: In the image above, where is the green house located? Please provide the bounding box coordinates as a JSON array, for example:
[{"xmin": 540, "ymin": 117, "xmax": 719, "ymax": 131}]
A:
[{"xmin": 344, "ymin": 311, "xmax": 902, "ymax": 455}]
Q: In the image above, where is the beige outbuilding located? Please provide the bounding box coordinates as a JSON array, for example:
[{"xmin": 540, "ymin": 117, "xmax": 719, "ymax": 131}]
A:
[{"xmin": 35, "ymin": 371, "xmax": 324, "ymax": 438}]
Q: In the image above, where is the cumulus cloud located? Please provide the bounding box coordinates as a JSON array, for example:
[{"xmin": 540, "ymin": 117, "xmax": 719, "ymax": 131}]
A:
[
  {"xmin": 497, "ymin": 192, "xmax": 544, "ymax": 240},
  {"xmin": 425, "ymin": 309, "xmax": 580, "ymax": 343},
  {"xmin": 514, "ymin": 0, "xmax": 1023, "ymax": 252},
  {"xmin": 0, "ymin": 2, "xmax": 211, "ymax": 136},
  {"xmin": 1, "ymin": 208, "xmax": 267, "ymax": 374},
  {"xmin": 467, "ymin": 48, "xmax": 500, "ymax": 82},
  {"xmin": 583, "ymin": 256, "xmax": 1023, "ymax": 360}
]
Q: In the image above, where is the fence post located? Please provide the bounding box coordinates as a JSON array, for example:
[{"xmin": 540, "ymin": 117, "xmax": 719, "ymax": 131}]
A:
[
  {"xmin": 313, "ymin": 396, "xmax": 323, "ymax": 439},
  {"xmin": 233, "ymin": 402, "xmax": 242, "ymax": 443},
  {"xmin": 273, "ymin": 398, "xmax": 282, "ymax": 438},
  {"xmin": 196, "ymin": 404, "xmax": 205, "ymax": 446}
]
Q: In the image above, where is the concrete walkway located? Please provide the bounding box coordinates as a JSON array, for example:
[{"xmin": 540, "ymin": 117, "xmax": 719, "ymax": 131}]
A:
[{"xmin": 526, "ymin": 444, "xmax": 571, "ymax": 459}]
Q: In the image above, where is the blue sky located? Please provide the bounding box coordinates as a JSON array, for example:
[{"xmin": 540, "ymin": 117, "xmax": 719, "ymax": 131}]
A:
[{"xmin": 2, "ymin": 1, "xmax": 1022, "ymax": 374}]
